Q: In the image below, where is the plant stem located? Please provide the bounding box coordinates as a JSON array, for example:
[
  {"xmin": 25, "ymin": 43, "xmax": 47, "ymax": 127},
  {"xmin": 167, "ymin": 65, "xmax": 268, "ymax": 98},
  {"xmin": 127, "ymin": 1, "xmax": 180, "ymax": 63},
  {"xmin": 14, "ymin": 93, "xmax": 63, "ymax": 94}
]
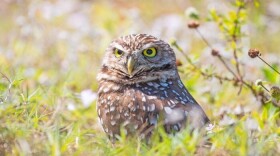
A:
[
  {"xmin": 172, "ymin": 42, "xmax": 234, "ymax": 82},
  {"xmin": 195, "ymin": 29, "xmax": 213, "ymax": 49},
  {"xmin": 260, "ymin": 84, "xmax": 270, "ymax": 93},
  {"xmin": 217, "ymin": 55, "xmax": 239, "ymax": 79},
  {"xmin": 257, "ymin": 56, "xmax": 280, "ymax": 76},
  {"xmin": 0, "ymin": 71, "xmax": 12, "ymax": 103},
  {"xmin": 195, "ymin": 28, "xmax": 239, "ymax": 80},
  {"xmin": 232, "ymin": 4, "xmax": 245, "ymax": 94}
]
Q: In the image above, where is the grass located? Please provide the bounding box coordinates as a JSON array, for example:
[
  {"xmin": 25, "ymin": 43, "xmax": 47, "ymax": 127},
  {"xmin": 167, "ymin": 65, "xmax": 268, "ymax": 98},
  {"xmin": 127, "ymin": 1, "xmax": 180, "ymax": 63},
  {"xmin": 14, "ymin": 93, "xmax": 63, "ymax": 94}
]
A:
[{"xmin": 0, "ymin": 0, "xmax": 280, "ymax": 155}]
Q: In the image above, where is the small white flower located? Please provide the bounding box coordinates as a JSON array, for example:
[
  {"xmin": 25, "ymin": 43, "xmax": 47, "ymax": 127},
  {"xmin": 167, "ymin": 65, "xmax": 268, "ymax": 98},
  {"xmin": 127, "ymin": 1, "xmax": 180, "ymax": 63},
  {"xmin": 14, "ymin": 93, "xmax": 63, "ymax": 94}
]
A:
[
  {"xmin": 80, "ymin": 89, "xmax": 97, "ymax": 107},
  {"xmin": 205, "ymin": 123, "xmax": 215, "ymax": 133},
  {"xmin": 185, "ymin": 7, "xmax": 199, "ymax": 19},
  {"xmin": 255, "ymin": 79, "xmax": 263, "ymax": 86},
  {"xmin": 67, "ymin": 103, "xmax": 76, "ymax": 111}
]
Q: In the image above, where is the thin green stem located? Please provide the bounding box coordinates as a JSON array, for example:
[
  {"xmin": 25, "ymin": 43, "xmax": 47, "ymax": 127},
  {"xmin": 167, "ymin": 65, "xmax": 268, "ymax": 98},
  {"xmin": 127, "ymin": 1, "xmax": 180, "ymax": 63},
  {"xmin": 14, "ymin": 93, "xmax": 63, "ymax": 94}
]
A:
[
  {"xmin": 260, "ymin": 84, "xmax": 270, "ymax": 93},
  {"xmin": 257, "ymin": 56, "xmax": 280, "ymax": 76},
  {"xmin": 0, "ymin": 71, "xmax": 12, "ymax": 103}
]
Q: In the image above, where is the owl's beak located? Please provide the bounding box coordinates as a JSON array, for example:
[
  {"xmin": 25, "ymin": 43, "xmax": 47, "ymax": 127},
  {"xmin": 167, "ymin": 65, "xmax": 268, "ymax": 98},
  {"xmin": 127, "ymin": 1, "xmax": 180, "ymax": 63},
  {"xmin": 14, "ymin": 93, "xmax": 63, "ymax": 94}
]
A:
[{"xmin": 127, "ymin": 57, "xmax": 135, "ymax": 77}]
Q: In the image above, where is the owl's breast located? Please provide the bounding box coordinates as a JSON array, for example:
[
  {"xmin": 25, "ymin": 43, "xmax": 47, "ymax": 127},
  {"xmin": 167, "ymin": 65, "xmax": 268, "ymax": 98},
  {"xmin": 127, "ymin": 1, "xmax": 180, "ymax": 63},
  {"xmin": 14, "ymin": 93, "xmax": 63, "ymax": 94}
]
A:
[
  {"xmin": 97, "ymin": 81, "xmax": 157, "ymax": 137},
  {"xmin": 97, "ymin": 79, "xmax": 194, "ymax": 137}
]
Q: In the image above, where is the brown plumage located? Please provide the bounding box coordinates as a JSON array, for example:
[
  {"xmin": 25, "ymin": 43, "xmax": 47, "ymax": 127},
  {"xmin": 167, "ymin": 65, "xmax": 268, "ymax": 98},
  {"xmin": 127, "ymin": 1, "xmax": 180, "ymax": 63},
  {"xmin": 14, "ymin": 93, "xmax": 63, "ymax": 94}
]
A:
[{"xmin": 97, "ymin": 34, "xmax": 209, "ymax": 140}]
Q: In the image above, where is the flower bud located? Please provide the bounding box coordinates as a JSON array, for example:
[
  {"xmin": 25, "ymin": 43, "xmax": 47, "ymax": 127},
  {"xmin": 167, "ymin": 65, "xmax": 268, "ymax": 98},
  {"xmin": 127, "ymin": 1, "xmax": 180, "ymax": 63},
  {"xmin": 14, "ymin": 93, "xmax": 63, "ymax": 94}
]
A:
[
  {"xmin": 211, "ymin": 49, "xmax": 220, "ymax": 56},
  {"xmin": 185, "ymin": 7, "xmax": 200, "ymax": 20},
  {"xmin": 176, "ymin": 59, "xmax": 183, "ymax": 66},
  {"xmin": 187, "ymin": 21, "xmax": 200, "ymax": 29},
  {"xmin": 270, "ymin": 86, "xmax": 280, "ymax": 100},
  {"xmin": 248, "ymin": 48, "xmax": 261, "ymax": 58}
]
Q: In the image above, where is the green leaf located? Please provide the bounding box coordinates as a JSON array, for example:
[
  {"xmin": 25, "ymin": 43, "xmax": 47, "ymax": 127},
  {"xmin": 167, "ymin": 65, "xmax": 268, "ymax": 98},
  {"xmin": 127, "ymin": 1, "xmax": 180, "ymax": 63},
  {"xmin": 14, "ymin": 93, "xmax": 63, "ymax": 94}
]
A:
[
  {"xmin": 261, "ymin": 64, "xmax": 280, "ymax": 84},
  {"xmin": 209, "ymin": 9, "xmax": 219, "ymax": 21}
]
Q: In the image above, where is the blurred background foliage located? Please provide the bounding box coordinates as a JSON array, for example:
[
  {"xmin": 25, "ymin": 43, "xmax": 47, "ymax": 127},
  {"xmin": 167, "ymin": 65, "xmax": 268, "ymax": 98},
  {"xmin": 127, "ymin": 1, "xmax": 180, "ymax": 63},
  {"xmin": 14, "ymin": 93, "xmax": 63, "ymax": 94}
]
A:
[{"xmin": 0, "ymin": 0, "xmax": 279, "ymax": 155}]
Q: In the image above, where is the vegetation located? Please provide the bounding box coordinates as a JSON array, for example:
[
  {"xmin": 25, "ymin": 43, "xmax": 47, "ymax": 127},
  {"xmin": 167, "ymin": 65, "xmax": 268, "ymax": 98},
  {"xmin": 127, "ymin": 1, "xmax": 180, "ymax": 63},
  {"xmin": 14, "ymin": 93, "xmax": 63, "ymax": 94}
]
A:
[{"xmin": 0, "ymin": 0, "xmax": 279, "ymax": 155}]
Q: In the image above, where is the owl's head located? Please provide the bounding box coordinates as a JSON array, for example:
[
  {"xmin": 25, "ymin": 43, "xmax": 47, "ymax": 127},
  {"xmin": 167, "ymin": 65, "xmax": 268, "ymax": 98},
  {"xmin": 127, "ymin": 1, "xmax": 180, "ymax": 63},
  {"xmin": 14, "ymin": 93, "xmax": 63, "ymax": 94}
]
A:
[{"xmin": 98, "ymin": 34, "xmax": 178, "ymax": 84}]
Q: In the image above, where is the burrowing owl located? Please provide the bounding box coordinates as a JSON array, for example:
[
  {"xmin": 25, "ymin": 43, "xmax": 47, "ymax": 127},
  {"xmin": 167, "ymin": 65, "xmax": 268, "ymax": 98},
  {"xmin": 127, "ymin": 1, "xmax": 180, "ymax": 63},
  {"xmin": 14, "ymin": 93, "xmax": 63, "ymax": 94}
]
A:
[{"xmin": 97, "ymin": 34, "xmax": 209, "ymax": 140}]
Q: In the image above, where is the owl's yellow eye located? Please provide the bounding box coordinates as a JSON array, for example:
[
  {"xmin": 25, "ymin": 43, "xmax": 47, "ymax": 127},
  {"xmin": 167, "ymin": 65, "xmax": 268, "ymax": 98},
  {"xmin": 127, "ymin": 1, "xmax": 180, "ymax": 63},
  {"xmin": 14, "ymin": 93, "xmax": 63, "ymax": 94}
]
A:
[
  {"xmin": 143, "ymin": 47, "xmax": 157, "ymax": 58},
  {"xmin": 114, "ymin": 49, "xmax": 124, "ymax": 58}
]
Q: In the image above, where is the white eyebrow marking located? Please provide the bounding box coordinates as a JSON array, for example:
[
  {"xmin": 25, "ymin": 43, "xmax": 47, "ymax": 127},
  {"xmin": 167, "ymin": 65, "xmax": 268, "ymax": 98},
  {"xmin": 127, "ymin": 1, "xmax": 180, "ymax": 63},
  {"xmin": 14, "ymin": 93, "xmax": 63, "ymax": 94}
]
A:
[
  {"xmin": 139, "ymin": 43, "xmax": 158, "ymax": 51},
  {"xmin": 111, "ymin": 43, "xmax": 128, "ymax": 52}
]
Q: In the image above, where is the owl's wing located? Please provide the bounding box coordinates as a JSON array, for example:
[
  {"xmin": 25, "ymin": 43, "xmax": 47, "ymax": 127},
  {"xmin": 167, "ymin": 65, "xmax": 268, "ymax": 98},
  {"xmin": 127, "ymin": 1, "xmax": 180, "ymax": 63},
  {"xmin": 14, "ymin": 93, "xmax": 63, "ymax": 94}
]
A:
[
  {"xmin": 165, "ymin": 79, "xmax": 210, "ymax": 129},
  {"xmin": 135, "ymin": 79, "xmax": 209, "ymax": 133}
]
